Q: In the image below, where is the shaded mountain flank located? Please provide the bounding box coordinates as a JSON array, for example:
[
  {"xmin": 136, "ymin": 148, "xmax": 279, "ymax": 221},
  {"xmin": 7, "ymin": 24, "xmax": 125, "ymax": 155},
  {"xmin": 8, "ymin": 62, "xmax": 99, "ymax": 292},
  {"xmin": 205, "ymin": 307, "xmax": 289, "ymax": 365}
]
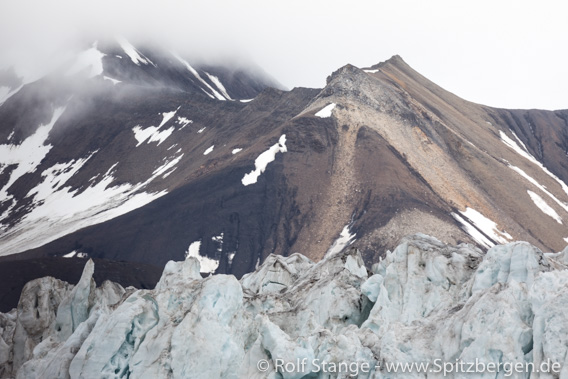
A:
[{"xmin": 1, "ymin": 43, "xmax": 568, "ymax": 312}]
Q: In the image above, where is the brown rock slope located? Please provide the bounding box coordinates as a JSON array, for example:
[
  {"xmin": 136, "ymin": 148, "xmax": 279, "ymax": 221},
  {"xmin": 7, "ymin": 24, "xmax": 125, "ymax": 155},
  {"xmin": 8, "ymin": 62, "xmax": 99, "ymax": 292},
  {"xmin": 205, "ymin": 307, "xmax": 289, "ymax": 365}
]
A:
[
  {"xmin": 289, "ymin": 56, "xmax": 568, "ymax": 262},
  {"xmin": 1, "ymin": 55, "xmax": 568, "ymax": 282}
]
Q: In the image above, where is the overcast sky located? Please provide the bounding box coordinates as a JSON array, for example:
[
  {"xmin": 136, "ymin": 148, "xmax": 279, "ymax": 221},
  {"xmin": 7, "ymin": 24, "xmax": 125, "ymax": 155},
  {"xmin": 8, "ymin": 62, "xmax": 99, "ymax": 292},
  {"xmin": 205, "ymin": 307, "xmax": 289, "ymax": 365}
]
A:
[{"xmin": 1, "ymin": 0, "xmax": 566, "ymax": 110}]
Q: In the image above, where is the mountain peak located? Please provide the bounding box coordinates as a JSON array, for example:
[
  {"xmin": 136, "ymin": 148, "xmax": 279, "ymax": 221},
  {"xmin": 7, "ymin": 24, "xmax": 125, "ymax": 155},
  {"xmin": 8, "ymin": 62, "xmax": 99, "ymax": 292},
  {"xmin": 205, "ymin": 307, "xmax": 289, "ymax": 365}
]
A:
[
  {"xmin": 2, "ymin": 45, "xmax": 568, "ymax": 315},
  {"xmin": 359, "ymin": 55, "xmax": 408, "ymax": 73},
  {"xmin": 324, "ymin": 63, "xmax": 363, "ymax": 85},
  {"xmin": 323, "ymin": 55, "xmax": 413, "ymax": 93},
  {"xmin": 379, "ymin": 54, "xmax": 406, "ymax": 67}
]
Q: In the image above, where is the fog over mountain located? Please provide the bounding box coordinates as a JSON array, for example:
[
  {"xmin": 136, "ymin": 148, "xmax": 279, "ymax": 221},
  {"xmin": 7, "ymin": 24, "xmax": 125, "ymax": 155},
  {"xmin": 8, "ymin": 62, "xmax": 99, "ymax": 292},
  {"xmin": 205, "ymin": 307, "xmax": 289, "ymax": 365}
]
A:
[
  {"xmin": 1, "ymin": 2, "xmax": 568, "ymax": 378},
  {"xmin": 1, "ymin": 38, "xmax": 568, "ymax": 314},
  {"xmin": 1, "ymin": 0, "xmax": 567, "ymax": 109}
]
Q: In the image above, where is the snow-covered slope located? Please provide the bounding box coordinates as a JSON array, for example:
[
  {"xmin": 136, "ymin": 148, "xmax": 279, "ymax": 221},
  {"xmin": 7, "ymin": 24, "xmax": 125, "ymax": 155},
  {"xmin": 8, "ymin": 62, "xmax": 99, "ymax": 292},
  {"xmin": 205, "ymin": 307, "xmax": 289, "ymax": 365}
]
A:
[
  {"xmin": 2, "ymin": 234, "xmax": 568, "ymax": 378},
  {"xmin": 0, "ymin": 37, "xmax": 285, "ymax": 265}
]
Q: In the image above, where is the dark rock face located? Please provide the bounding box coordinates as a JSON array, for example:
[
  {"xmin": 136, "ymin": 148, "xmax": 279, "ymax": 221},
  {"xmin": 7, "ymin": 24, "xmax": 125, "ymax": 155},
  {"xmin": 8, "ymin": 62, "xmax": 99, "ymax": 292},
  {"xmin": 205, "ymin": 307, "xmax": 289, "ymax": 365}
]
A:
[
  {"xmin": 1, "ymin": 44, "xmax": 568, "ymax": 312},
  {"xmin": 0, "ymin": 257, "xmax": 163, "ymax": 313}
]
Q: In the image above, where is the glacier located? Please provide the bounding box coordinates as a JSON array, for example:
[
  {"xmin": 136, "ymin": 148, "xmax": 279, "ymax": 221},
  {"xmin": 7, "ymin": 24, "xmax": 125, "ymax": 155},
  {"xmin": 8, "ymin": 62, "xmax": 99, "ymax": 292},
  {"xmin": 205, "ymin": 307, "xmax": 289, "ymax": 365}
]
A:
[{"xmin": 1, "ymin": 234, "xmax": 568, "ymax": 378}]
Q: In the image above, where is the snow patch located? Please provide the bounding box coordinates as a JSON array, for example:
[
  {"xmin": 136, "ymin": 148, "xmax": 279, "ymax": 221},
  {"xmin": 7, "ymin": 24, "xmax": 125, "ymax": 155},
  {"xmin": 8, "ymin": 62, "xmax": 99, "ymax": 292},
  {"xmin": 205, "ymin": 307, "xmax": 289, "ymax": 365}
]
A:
[
  {"xmin": 63, "ymin": 250, "xmax": 88, "ymax": 258},
  {"xmin": 231, "ymin": 148, "xmax": 242, "ymax": 155},
  {"xmin": 62, "ymin": 251, "xmax": 75, "ymax": 258},
  {"xmin": 511, "ymin": 130, "xmax": 529, "ymax": 152},
  {"xmin": 185, "ymin": 240, "xmax": 219, "ymax": 274},
  {"xmin": 103, "ymin": 76, "xmax": 121, "ymax": 85},
  {"xmin": 172, "ymin": 53, "xmax": 226, "ymax": 100},
  {"xmin": 0, "ymin": 149, "xmax": 177, "ymax": 255},
  {"xmin": 240, "ymin": 99, "xmax": 254, "ymax": 103},
  {"xmin": 203, "ymin": 146, "xmax": 214, "ymax": 155},
  {"xmin": 26, "ymin": 151, "xmax": 97, "ymax": 201},
  {"xmin": 227, "ymin": 252, "xmax": 236, "ymax": 266},
  {"xmin": 197, "ymin": 127, "xmax": 206, "ymax": 134},
  {"xmin": 212, "ymin": 233, "xmax": 223, "ymax": 253},
  {"xmin": 67, "ymin": 43, "xmax": 105, "ymax": 78},
  {"xmin": 509, "ymin": 165, "xmax": 568, "ymax": 214},
  {"xmin": 364, "ymin": 69, "xmax": 379, "ymax": 73},
  {"xmin": 185, "ymin": 240, "xmax": 200, "ymax": 259},
  {"xmin": 133, "ymin": 126, "xmax": 174, "ymax": 146},
  {"xmin": 0, "ymin": 107, "xmax": 66, "ymax": 201},
  {"xmin": 158, "ymin": 109, "xmax": 178, "ymax": 128},
  {"xmin": 501, "ymin": 130, "xmax": 568, "ymax": 197},
  {"xmin": 325, "ymin": 224, "xmax": 356, "ymax": 257},
  {"xmin": 500, "ymin": 130, "xmax": 532, "ymax": 161},
  {"xmin": 315, "ymin": 103, "xmax": 336, "ymax": 118},
  {"xmin": 205, "ymin": 73, "xmax": 232, "ymax": 100},
  {"xmin": 161, "ymin": 169, "xmax": 176, "ymax": 179},
  {"xmin": 153, "ymin": 154, "xmax": 183, "ymax": 177},
  {"xmin": 176, "ymin": 116, "xmax": 192, "ymax": 129},
  {"xmin": 527, "ymin": 190, "xmax": 562, "ymax": 224},
  {"xmin": 116, "ymin": 37, "xmax": 156, "ymax": 67},
  {"xmin": 460, "ymin": 207, "xmax": 512, "ymax": 244},
  {"xmin": 132, "ymin": 109, "xmax": 178, "ymax": 146},
  {"xmin": 452, "ymin": 213, "xmax": 494, "ymax": 249},
  {"xmin": 241, "ymin": 134, "xmax": 287, "ymax": 186}
]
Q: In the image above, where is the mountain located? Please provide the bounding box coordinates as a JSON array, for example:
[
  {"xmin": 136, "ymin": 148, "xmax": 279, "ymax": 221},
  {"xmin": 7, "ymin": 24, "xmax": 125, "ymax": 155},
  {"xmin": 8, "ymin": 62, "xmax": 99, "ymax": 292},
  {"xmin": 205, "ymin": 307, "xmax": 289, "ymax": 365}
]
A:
[
  {"xmin": 2, "ymin": 235, "xmax": 568, "ymax": 377},
  {"xmin": 1, "ymin": 42, "xmax": 568, "ymax": 311}
]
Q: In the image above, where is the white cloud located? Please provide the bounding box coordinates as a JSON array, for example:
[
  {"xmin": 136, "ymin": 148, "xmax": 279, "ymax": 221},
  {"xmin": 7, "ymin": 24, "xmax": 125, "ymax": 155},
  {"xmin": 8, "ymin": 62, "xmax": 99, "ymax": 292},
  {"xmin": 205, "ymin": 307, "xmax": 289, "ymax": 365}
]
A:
[{"xmin": 0, "ymin": 0, "xmax": 566, "ymax": 109}]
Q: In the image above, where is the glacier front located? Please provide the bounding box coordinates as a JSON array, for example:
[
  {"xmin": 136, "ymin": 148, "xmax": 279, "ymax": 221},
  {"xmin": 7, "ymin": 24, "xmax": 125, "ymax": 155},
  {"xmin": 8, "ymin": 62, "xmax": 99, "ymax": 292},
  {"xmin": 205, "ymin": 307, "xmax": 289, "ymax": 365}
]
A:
[{"xmin": 2, "ymin": 234, "xmax": 568, "ymax": 378}]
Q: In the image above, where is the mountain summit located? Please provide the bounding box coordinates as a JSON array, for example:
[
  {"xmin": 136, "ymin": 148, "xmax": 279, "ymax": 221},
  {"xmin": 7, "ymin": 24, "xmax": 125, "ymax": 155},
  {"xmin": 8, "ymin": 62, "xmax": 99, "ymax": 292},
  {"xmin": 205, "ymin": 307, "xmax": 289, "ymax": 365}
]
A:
[{"xmin": 1, "ymin": 47, "xmax": 568, "ymax": 310}]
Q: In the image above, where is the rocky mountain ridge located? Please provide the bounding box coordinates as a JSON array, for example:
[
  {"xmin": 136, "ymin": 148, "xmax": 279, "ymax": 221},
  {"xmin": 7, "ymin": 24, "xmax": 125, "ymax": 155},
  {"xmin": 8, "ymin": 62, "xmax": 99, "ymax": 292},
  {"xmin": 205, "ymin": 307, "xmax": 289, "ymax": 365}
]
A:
[{"xmin": 1, "ymin": 44, "xmax": 568, "ymax": 311}]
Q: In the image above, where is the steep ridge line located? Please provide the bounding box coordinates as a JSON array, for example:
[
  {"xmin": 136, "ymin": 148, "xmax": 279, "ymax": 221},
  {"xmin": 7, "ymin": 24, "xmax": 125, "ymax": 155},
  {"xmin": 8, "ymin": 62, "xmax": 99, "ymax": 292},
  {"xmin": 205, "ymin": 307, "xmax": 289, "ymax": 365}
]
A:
[{"xmin": 1, "ymin": 52, "xmax": 568, "ymax": 279}]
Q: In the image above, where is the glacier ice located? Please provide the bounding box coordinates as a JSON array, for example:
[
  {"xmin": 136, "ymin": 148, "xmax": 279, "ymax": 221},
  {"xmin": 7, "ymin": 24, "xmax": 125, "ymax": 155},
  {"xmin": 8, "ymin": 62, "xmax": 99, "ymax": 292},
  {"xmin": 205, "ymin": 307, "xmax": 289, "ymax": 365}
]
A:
[{"xmin": 2, "ymin": 234, "xmax": 568, "ymax": 378}]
